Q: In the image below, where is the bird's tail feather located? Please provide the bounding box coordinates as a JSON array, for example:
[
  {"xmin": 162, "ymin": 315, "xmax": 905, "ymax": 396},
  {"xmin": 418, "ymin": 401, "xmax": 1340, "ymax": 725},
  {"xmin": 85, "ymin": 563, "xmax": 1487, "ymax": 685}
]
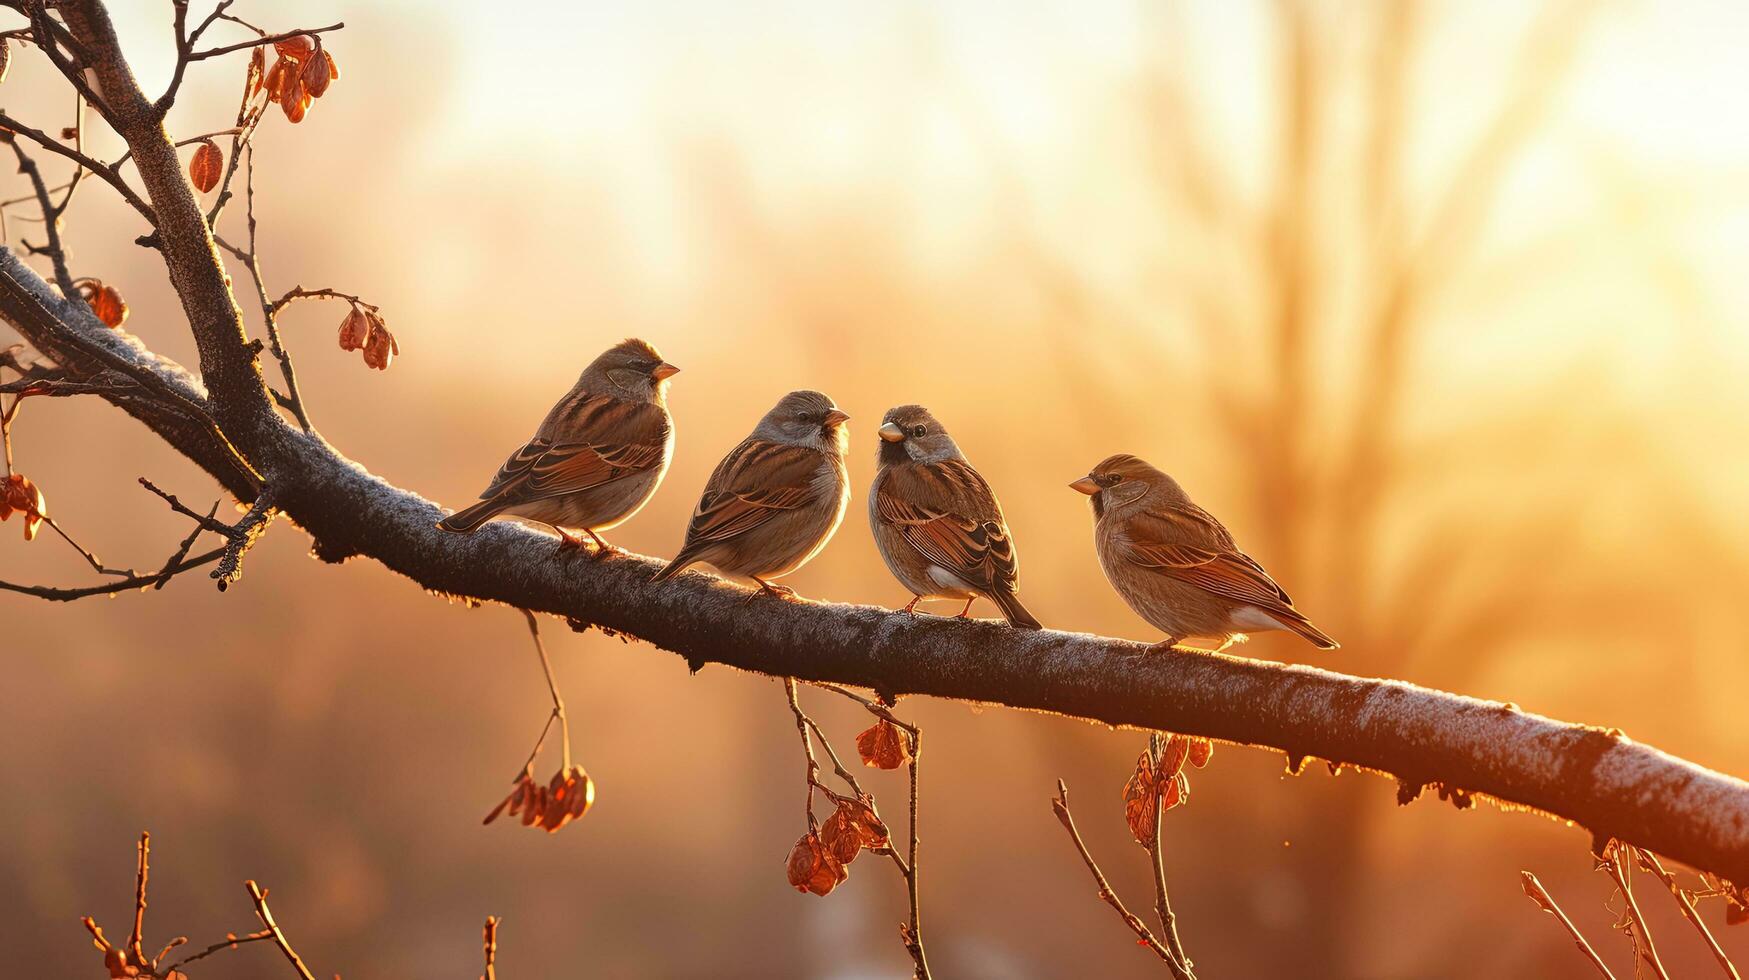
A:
[
  {"xmin": 991, "ymin": 589, "xmax": 1043, "ymax": 630},
  {"xmin": 436, "ymin": 498, "xmax": 506, "ymax": 534},
  {"xmin": 650, "ymin": 552, "xmax": 695, "ymax": 583},
  {"xmin": 1280, "ymin": 612, "xmax": 1339, "ymax": 650}
]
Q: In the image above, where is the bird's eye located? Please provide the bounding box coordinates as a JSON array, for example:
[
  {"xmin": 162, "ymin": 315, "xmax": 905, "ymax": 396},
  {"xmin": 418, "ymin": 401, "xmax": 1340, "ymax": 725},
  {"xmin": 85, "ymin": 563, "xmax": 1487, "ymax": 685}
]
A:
[
  {"xmin": 910, "ymin": 425, "xmax": 926, "ymax": 438},
  {"xmin": 1097, "ymin": 473, "xmax": 1120, "ymax": 487}
]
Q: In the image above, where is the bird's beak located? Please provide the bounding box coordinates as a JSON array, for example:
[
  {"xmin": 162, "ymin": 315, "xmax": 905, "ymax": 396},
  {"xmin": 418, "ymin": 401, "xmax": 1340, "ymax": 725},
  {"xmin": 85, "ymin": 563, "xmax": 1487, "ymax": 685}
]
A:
[
  {"xmin": 878, "ymin": 422, "xmax": 905, "ymax": 443},
  {"xmin": 1069, "ymin": 476, "xmax": 1101, "ymax": 495},
  {"xmin": 824, "ymin": 409, "xmax": 851, "ymax": 428},
  {"xmin": 650, "ymin": 362, "xmax": 681, "ymax": 381}
]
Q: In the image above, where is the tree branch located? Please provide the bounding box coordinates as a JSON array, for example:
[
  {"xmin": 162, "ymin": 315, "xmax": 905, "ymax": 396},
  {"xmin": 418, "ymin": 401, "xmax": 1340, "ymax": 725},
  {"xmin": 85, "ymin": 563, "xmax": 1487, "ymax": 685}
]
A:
[{"xmin": 3, "ymin": 0, "xmax": 1747, "ymax": 908}]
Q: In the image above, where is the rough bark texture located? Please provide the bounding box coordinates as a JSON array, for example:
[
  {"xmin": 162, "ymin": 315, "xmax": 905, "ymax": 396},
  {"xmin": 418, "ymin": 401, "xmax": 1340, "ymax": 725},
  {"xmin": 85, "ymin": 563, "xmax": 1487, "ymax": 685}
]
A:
[{"xmin": 4, "ymin": 0, "xmax": 1747, "ymax": 894}]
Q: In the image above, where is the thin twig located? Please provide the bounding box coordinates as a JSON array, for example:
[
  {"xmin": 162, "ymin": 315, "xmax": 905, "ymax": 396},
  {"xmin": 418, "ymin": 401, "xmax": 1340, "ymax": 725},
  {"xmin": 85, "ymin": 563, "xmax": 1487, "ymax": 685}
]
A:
[
  {"xmin": 128, "ymin": 831, "xmax": 149, "ymax": 966},
  {"xmin": 0, "ymin": 548, "xmax": 224, "ymax": 600},
  {"xmin": 1522, "ymin": 871, "xmax": 1618, "ymax": 979},
  {"xmin": 5, "ymin": 139, "xmax": 75, "ymax": 295},
  {"xmin": 1146, "ymin": 734, "xmax": 1195, "ymax": 978},
  {"xmin": 0, "ymin": 114, "xmax": 155, "ymax": 223},
  {"xmin": 525, "ymin": 609, "xmax": 571, "ymax": 771},
  {"xmin": 482, "ymin": 916, "xmax": 500, "ymax": 980},
  {"xmin": 1604, "ymin": 844, "xmax": 1669, "ymax": 980},
  {"xmin": 187, "ymin": 22, "xmax": 343, "ymax": 62},
  {"xmin": 1636, "ymin": 851, "xmax": 1742, "ymax": 980},
  {"xmin": 245, "ymin": 880, "xmax": 317, "ymax": 980},
  {"xmin": 162, "ymin": 930, "xmax": 274, "ymax": 972},
  {"xmin": 1052, "ymin": 779, "xmax": 1178, "ymax": 966}
]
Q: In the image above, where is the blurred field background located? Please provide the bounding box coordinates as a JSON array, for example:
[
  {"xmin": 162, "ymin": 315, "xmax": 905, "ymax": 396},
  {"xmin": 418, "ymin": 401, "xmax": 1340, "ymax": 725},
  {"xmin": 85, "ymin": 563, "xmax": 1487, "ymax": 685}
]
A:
[{"xmin": 5, "ymin": 0, "xmax": 1749, "ymax": 975}]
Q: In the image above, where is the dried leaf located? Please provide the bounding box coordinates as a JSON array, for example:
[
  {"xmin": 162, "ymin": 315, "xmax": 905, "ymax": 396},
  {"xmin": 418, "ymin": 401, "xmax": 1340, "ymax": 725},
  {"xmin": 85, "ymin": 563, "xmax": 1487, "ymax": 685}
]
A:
[
  {"xmin": 280, "ymin": 71, "xmax": 308, "ymax": 123},
  {"xmin": 189, "ymin": 140, "xmax": 222, "ymax": 194},
  {"xmin": 263, "ymin": 57, "xmax": 289, "ymax": 102},
  {"xmin": 1122, "ymin": 751, "xmax": 1158, "ymax": 844},
  {"xmin": 1188, "ymin": 737, "xmax": 1214, "ymax": 768},
  {"xmin": 855, "ymin": 719, "xmax": 911, "ymax": 770},
  {"xmin": 2, "ymin": 474, "xmax": 46, "ymax": 541},
  {"xmin": 539, "ymin": 766, "xmax": 595, "ymax": 833},
  {"xmin": 244, "ymin": 45, "xmax": 266, "ymax": 101},
  {"xmin": 1161, "ymin": 770, "xmax": 1190, "ymax": 810},
  {"xmin": 326, "ymin": 49, "xmax": 340, "ymax": 81},
  {"xmin": 79, "ymin": 279, "xmax": 128, "ymax": 328},
  {"xmin": 362, "ymin": 320, "xmax": 398, "ymax": 371},
  {"xmin": 1157, "ymin": 734, "xmax": 1190, "ymax": 780},
  {"xmin": 785, "ymin": 833, "xmax": 846, "ymax": 897},
  {"xmin": 302, "ymin": 48, "xmax": 333, "ymax": 99},
  {"xmin": 338, "ymin": 306, "xmax": 371, "ymax": 351},
  {"xmin": 818, "ymin": 808, "xmax": 862, "ymax": 865},
  {"xmin": 274, "ymin": 34, "xmax": 313, "ymax": 61}
]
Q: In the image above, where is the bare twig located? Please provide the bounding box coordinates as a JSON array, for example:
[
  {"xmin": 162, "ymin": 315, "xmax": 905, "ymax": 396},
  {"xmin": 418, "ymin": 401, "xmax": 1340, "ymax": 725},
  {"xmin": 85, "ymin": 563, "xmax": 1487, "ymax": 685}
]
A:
[
  {"xmin": 1147, "ymin": 734, "xmax": 1194, "ymax": 977},
  {"xmin": 1603, "ymin": 843, "xmax": 1669, "ymax": 980},
  {"xmin": 245, "ymin": 880, "xmax": 317, "ymax": 980},
  {"xmin": 5, "ymin": 139, "xmax": 74, "ymax": 295},
  {"xmin": 187, "ymin": 23, "xmax": 343, "ymax": 62},
  {"xmin": 525, "ymin": 609, "xmax": 572, "ymax": 771},
  {"xmin": 1522, "ymin": 870, "xmax": 1617, "ymax": 979},
  {"xmin": 482, "ymin": 916, "xmax": 500, "ymax": 980},
  {"xmin": 1052, "ymin": 779, "xmax": 1180, "ymax": 968},
  {"xmin": 0, "ymin": 547, "xmax": 224, "ymax": 600},
  {"xmin": 1635, "ymin": 851, "xmax": 1743, "ymax": 980},
  {"xmin": 0, "ymin": 114, "xmax": 155, "ymax": 223}
]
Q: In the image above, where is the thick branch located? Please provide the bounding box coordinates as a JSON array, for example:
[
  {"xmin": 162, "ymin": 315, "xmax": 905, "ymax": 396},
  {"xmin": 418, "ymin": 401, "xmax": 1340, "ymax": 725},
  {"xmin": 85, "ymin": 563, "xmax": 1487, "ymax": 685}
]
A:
[
  {"xmin": 4, "ymin": 231, "xmax": 1749, "ymax": 881},
  {"xmin": 0, "ymin": 5, "xmax": 1746, "ymax": 896}
]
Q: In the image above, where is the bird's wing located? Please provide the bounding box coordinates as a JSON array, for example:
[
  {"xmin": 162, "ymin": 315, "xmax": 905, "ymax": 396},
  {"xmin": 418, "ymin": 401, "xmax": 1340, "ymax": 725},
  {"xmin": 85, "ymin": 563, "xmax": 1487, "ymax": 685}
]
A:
[
  {"xmin": 875, "ymin": 459, "xmax": 1019, "ymax": 592},
  {"xmin": 478, "ymin": 395, "xmax": 669, "ymax": 504},
  {"xmin": 1122, "ymin": 511, "xmax": 1294, "ymax": 609},
  {"xmin": 683, "ymin": 438, "xmax": 829, "ymax": 544}
]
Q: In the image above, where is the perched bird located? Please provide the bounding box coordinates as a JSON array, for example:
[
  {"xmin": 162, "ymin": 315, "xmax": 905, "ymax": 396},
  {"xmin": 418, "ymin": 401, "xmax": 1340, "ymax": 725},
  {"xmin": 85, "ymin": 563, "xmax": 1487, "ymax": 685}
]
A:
[
  {"xmin": 1072, "ymin": 454, "xmax": 1337, "ymax": 652},
  {"xmin": 652, "ymin": 390, "xmax": 851, "ymax": 598},
  {"xmin": 869, "ymin": 405, "xmax": 1041, "ymax": 629},
  {"xmin": 436, "ymin": 338, "xmax": 679, "ymax": 554}
]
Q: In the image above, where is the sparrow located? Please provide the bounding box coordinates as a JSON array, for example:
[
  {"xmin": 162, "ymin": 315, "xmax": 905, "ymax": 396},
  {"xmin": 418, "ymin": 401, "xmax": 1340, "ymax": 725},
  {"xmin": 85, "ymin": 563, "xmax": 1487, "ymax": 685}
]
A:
[
  {"xmin": 652, "ymin": 390, "xmax": 850, "ymax": 598},
  {"xmin": 436, "ymin": 338, "xmax": 679, "ymax": 554},
  {"xmin": 869, "ymin": 405, "xmax": 1041, "ymax": 629},
  {"xmin": 1072, "ymin": 454, "xmax": 1337, "ymax": 652}
]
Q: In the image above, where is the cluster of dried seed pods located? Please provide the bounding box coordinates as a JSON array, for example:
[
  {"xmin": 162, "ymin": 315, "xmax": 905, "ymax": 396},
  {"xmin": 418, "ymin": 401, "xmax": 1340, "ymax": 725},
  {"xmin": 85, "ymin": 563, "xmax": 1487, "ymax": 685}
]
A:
[
  {"xmin": 1123, "ymin": 733, "xmax": 1213, "ymax": 844},
  {"xmin": 337, "ymin": 303, "xmax": 398, "ymax": 370},
  {"xmin": 483, "ymin": 765, "xmax": 595, "ymax": 834},
  {"xmin": 786, "ymin": 794, "xmax": 890, "ymax": 897},
  {"xmin": 248, "ymin": 35, "xmax": 340, "ymax": 125}
]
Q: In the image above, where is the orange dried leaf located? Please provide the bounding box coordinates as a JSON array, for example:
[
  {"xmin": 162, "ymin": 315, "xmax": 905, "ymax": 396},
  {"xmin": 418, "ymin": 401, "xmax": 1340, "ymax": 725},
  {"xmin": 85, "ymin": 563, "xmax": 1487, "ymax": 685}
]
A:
[
  {"xmin": 1188, "ymin": 737, "xmax": 1214, "ymax": 768},
  {"xmin": 3, "ymin": 474, "xmax": 46, "ymax": 542},
  {"xmin": 818, "ymin": 807, "xmax": 862, "ymax": 866},
  {"xmin": 81, "ymin": 280, "xmax": 127, "ymax": 328},
  {"xmin": 855, "ymin": 719, "xmax": 911, "ymax": 770},
  {"xmin": 244, "ymin": 45, "xmax": 266, "ymax": 100},
  {"xmin": 362, "ymin": 320, "xmax": 398, "ymax": 371},
  {"xmin": 263, "ymin": 57, "xmax": 289, "ymax": 102},
  {"xmin": 189, "ymin": 140, "xmax": 223, "ymax": 193},
  {"xmin": 785, "ymin": 833, "xmax": 846, "ymax": 897},
  {"xmin": 302, "ymin": 48, "xmax": 333, "ymax": 98},
  {"xmin": 338, "ymin": 306, "xmax": 371, "ymax": 350},
  {"xmin": 274, "ymin": 34, "xmax": 313, "ymax": 60},
  {"xmin": 281, "ymin": 73, "xmax": 309, "ymax": 123},
  {"xmin": 326, "ymin": 49, "xmax": 340, "ymax": 81},
  {"xmin": 1161, "ymin": 770, "xmax": 1189, "ymax": 811},
  {"xmin": 1157, "ymin": 734, "xmax": 1190, "ymax": 780},
  {"xmin": 1122, "ymin": 752, "xmax": 1158, "ymax": 844}
]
